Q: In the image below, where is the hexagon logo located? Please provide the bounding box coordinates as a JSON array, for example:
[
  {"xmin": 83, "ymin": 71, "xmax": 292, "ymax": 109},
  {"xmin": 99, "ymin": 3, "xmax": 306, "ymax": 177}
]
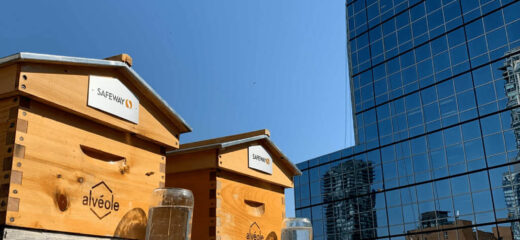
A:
[
  {"xmin": 82, "ymin": 181, "xmax": 120, "ymax": 220},
  {"xmin": 246, "ymin": 222, "xmax": 265, "ymax": 240}
]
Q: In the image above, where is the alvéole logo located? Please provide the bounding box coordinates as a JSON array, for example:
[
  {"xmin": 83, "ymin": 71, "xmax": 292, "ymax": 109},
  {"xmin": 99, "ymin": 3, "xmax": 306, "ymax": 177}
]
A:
[
  {"xmin": 88, "ymin": 75, "xmax": 140, "ymax": 124},
  {"xmin": 82, "ymin": 181, "xmax": 120, "ymax": 220}
]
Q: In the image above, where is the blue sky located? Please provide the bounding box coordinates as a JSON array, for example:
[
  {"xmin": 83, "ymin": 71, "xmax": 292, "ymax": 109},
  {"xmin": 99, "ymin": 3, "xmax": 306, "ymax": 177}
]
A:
[{"xmin": 1, "ymin": 1, "xmax": 354, "ymax": 217}]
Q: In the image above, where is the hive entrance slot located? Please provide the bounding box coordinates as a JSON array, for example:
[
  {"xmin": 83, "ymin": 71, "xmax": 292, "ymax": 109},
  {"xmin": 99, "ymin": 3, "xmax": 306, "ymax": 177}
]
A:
[
  {"xmin": 80, "ymin": 145, "xmax": 125, "ymax": 162},
  {"xmin": 80, "ymin": 145, "xmax": 129, "ymax": 174},
  {"xmin": 244, "ymin": 199, "xmax": 265, "ymax": 217}
]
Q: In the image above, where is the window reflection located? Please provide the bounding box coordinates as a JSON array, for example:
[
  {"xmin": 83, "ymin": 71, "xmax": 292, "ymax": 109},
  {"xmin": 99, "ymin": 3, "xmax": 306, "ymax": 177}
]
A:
[{"xmin": 322, "ymin": 159, "xmax": 377, "ymax": 239}]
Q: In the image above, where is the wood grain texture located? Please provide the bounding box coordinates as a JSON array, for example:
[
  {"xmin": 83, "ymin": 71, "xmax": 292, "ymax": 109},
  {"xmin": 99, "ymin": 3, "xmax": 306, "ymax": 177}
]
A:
[
  {"xmin": 18, "ymin": 63, "xmax": 179, "ymax": 148},
  {"xmin": 219, "ymin": 144, "xmax": 294, "ymax": 188},
  {"xmin": 105, "ymin": 54, "xmax": 133, "ymax": 67},
  {"xmin": 0, "ymin": 97, "xmax": 20, "ymax": 225},
  {"xmin": 165, "ymin": 149, "xmax": 217, "ymax": 174},
  {"xmin": 181, "ymin": 129, "xmax": 270, "ymax": 149},
  {"xmin": 165, "ymin": 169, "xmax": 216, "ymax": 240},
  {"xmin": 0, "ymin": 65, "xmax": 18, "ymax": 97},
  {"xmin": 2, "ymin": 227, "xmax": 121, "ymax": 240},
  {"xmin": 7, "ymin": 100, "xmax": 164, "ymax": 239},
  {"xmin": 216, "ymin": 171, "xmax": 284, "ymax": 240}
]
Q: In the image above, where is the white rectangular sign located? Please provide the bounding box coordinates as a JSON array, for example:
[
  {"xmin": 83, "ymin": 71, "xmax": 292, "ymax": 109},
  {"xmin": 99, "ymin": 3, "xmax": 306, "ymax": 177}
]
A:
[
  {"xmin": 87, "ymin": 75, "xmax": 139, "ymax": 124},
  {"xmin": 248, "ymin": 145, "xmax": 273, "ymax": 174}
]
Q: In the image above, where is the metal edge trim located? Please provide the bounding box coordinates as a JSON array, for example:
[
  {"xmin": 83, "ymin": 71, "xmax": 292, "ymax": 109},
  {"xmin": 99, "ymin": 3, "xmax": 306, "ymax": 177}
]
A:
[
  {"xmin": 167, "ymin": 135, "xmax": 301, "ymax": 176},
  {"xmin": 0, "ymin": 52, "xmax": 192, "ymax": 132}
]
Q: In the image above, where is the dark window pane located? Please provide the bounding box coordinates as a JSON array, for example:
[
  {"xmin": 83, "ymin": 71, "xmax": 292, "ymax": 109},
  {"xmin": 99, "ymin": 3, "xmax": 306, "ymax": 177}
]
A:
[
  {"xmin": 473, "ymin": 65, "xmax": 493, "ymax": 86},
  {"xmin": 421, "ymin": 86, "xmax": 437, "ymax": 104},
  {"xmin": 454, "ymin": 73, "xmax": 473, "ymax": 92},
  {"xmin": 465, "ymin": 139, "xmax": 484, "ymax": 161},
  {"xmin": 461, "ymin": 120, "xmax": 481, "ymax": 141},
  {"xmin": 411, "ymin": 136, "xmax": 427, "ymax": 154},
  {"xmin": 427, "ymin": 10, "xmax": 444, "ymax": 30},
  {"xmin": 437, "ymin": 80, "xmax": 455, "ymax": 99},
  {"xmin": 412, "ymin": 18, "xmax": 428, "ymax": 37},
  {"xmin": 392, "ymin": 98, "xmax": 405, "ymax": 114},
  {"xmin": 457, "ymin": 90, "xmax": 476, "ymax": 111},
  {"xmin": 415, "ymin": 44, "xmax": 431, "ymax": 62},
  {"xmin": 367, "ymin": 3, "xmax": 380, "ymax": 20},
  {"xmin": 481, "ymin": 114, "xmax": 501, "ymax": 135},
  {"xmin": 450, "ymin": 44, "xmax": 469, "ymax": 65},
  {"xmin": 423, "ymin": 103, "xmax": 440, "ymax": 123},
  {"xmin": 402, "ymin": 66, "xmax": 418, "ymax": 85},
  {"xmin": 487, "ymin": 27, "xmax": 508, "ymax": 50},
  {"xmin": 448, "ymin": 28, "xmax": 466, "ymax": 46},
  {"xmin": 469, "ymin": 171, "xmax": 490, "ymax": 191},
  {"xmin": 388, "ymin": 206, "xmax": 403, "ymax": 225},
  {"xmin": 411, "ymin": 3, "xmax": 426, "ymax": 21},
  {"xmin": 472, "ymin": 191, "xmax": 493, "ymax": 212},
  {"xmin": 413, "ymin": 154, "xmax": 429, "ymax": 172},
  {"xmin": 465, "ymin": 19, "xmax": 484, "ymax": 39},
  {"xmin": 395, "ymin": 11, "xmax": 410, "ymax": 29},
  {"xmin": 446, "ymin": 145, "xmax": 464, "ymax": 165},
  {"xmin": 453, "ymin": 194, "xmax": 473, "ymax": 215},
  {"xmin": 428, "ymin": 131, "xmax": 444, "ymax": 150},
  {"xmin": 416, "ymin": 183, "xmax": 433, "ymax": 201},
  {"xmin": 434, "ymin": 178, "xmax": 451, "ymax": 198},
  {"xmin": 431, "ymin": 36, "xmax": 448, "ymax": 53},
  {"xmin": 398, "ymin": 26, "xmax": 412, "ymax": 45},
  {"xmin": 468, "ymin": 36, "xmax": 487, "ymax": 58},
  {"xmin": 382, "ymin": 145, "xmax": 395, "ymax": 162},
  {"xmin": 439, "ymin": 96, "xmax": 457, "ymax": 117},
  {"xmin": 476, "ymin": 83, "xmax": 496, "ymax": 105},
  {"xmin": 444, "ymin": 1, "xmax": 461, "ymax": 21},
  {"xmin": 433, "ymin": 52, "xmax": 450, "ymax": 72},
  {"xmin": 461, "ymin": 0, "xmax": 479, "ymax": 13},
  {"xmin": 384, "ymin": 33, "xmax": 398, "ymax": 50},
  {"xmin": 373, "ymin": 64, "xmax": 386, "ymax": 80},
  {"xmin": 507, "ymin": 20, "xmax": 520, "ymax": 44},
  {"xmin": 405, "ymin": 93, "xmax": 421, "ymax": 110},
  {"xmin": 504, "ymin": 1, "xmax": 520, "ymax": 22},
  {"xmin": 372, "ymin": 40, "xmax": 384, "ymax": 56},
  {"xmin": 483, "ymin": 10, "xmax": 504, "ymax": 32},
  {"xmin": 417, "ymin": 59, "xmax": 434, "ymax": 79},
  {"xmin": 383, "ymin": 19, "xmax": 396, "ymax": 35},
  {"xmin": 484, "ymin": 133, "xmax": 505, "ymax": 156},
  {"xmin": 425, "ymin": 0, "xmax": 441, "ymax": 12},
  {"xmin": 451, "ymin": 175, "xmax": 470, "ymax": 195},
  {"xmin": 444, "ymin": 126, "xmax": 462, "ymax": 145}
]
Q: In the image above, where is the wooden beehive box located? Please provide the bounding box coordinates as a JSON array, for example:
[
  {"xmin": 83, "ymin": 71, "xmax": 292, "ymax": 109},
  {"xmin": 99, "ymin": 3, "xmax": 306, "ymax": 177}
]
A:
[
  {"xmin": 0, "ymin": 52, "xmax": 191, "ymax": 239},
  {"xmin": 166, "ymin": 130, "xmax": 301, "ymax": 240}
]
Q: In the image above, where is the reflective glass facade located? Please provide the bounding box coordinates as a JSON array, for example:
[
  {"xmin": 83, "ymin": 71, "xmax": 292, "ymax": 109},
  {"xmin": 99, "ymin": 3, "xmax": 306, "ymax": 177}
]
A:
[{"xmin": 294, "ymin": 0, "xmax": 520, "ymax": 239}]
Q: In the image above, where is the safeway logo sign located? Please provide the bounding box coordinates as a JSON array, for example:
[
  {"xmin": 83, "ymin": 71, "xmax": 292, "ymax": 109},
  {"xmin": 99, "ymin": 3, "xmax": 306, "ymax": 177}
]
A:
[
  {"xmin": 248, "ymin": 145, "xmax": 273, "ymax": 175},
  {"xmin": 125, "ymin": 99, "xmax": 133, "ymax": 109},
  {"xmin": 88, "ymin": 75, "xmax": 139, "ymax": 124}
]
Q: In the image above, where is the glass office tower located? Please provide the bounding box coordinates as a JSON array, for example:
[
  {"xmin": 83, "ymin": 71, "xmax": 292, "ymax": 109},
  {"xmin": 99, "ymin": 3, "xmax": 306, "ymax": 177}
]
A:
[{"xmin": 294, "ymin": 0, "xmax": 520, "ymax": 239}]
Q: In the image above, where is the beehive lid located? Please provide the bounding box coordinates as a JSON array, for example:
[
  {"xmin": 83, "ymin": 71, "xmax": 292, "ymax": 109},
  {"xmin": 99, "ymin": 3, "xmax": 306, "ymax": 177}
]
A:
[
  {"xmin": 0, "ymin": 52, "xmax": 191, "ymax": 147},
  {"xmin": 167, "ymin": 129, "xmax": 301, "ymax": 188}
]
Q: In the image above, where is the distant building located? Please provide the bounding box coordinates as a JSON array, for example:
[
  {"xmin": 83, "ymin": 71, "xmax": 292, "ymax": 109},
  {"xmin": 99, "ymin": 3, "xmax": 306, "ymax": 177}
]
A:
[
  {"xmin": 418, "ymin": 211, "xmax": 450, "ymax": 229},
  {"xmin": 406, "ymin": 219, "xmax": 498, "ymax": 240},
  {"xmin": 322, "ymin": 159, "xmax": 375, "ymax": 239},
  {"xmin": 502, "ymin": 49, "xmax": 520, "ymax": 240},
  {"xmin": 295, "ymin": 1, "xmax": 520, "ymax": 239},
  {"xmin": 503, "ymin": 167, "xmax": 520, "ymax": 240}
]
